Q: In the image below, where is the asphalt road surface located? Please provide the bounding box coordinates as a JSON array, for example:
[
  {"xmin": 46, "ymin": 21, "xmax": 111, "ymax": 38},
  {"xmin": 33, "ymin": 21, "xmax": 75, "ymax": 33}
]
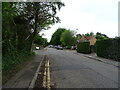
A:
[{"xmin": 39, "ymin": 48, "xmax": 118, "ymax": 88}]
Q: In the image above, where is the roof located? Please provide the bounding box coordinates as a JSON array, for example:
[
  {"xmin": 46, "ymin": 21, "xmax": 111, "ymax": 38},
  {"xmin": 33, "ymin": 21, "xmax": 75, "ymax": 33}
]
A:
[{"xmin": 80, "ymin": 36, "xmax": 97, "ymax": 42}]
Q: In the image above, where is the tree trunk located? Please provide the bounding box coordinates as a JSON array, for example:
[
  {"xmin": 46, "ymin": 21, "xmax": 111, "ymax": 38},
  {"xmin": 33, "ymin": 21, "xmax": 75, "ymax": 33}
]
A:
[{"xmin": 28, "ymin": 3, "xmax": 39, "ymax": 52}]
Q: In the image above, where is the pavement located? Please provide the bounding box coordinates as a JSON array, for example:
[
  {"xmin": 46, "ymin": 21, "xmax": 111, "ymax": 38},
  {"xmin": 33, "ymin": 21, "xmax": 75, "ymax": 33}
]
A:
[
  {"xmin": 71, "ymin": 51, "xmax": 119, "ymax": 68},
  {"xmin": 3, "ymin": 50, "xmax": 45, "ymax": 88}
]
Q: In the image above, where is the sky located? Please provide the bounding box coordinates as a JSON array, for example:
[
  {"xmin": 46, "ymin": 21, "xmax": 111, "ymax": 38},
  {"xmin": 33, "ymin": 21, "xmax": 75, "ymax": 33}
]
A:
[{"xmin": 40, "ymin": 0, "xmax": 120, "ymax": 42}]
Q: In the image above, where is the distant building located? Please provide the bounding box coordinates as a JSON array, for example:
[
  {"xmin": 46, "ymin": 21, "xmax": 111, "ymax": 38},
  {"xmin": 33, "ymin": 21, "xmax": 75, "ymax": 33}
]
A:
[{"xmin": 79, "ymin": 36, "xmax": 97, "ymax": 45}]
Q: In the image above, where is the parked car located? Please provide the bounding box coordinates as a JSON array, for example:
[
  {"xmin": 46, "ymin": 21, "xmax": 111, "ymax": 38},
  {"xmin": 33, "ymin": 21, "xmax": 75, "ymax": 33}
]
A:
[
  {"xmin": 54, "ymin": 45, "xmax": 58, "ymax": 49},
  {"xmin": 48, "ymin": 45, "xmax": 54, "ymax": 48},
  {"xmin": 57, "ymin": 46, "xmax": 63, "ymax": 50},
  {"xmin": 35, "ymin": 46, "xmax": 39, "ymax": 50},
  {"xmin": 71, "ymin": 46, "xmax": 77, "ymax": 50}
]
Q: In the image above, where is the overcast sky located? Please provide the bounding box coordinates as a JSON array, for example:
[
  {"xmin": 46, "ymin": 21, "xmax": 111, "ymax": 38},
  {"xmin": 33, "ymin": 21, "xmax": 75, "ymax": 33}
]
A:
[{"xmin": 40, "ymin": 0, "xmax": 119, "ymax": 42}]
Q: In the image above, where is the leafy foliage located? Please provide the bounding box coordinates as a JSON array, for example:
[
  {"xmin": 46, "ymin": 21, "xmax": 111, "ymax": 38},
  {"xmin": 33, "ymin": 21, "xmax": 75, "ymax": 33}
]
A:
[
  {"xmin": 65, "ymin": 46, "xmax": 72, "ymax": 49},
  {"xmin": 2, "ymin": 2, "xmax": 64, "ymax": 72},
  {"xmin": 60, "ymin": 30, "xmax": 77, "ymax": 46},
  {"xmin": 77, "ymin": 42, "xmax": 90, "ymax": 54},
  {"xmin": 95, "ymin": 38, "xmax": 120, "ymax": 61},
  {"xmin": 50, "ymin": 28, "xmax": 66, "ymax": 45},
  {"xmin": 34, "ymin": 34, "xmax": 48, "ymax": 47},
  {"xmin": 95, "ymin": 32, "xmax": 109, "ymax": 40},
  {"xmin": 84, "ymin": 32, "xmax": 94, "ymax": 36}
]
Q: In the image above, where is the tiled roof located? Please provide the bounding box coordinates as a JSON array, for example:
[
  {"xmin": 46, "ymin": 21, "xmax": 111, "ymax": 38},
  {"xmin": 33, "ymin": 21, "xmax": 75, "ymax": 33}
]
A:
[{"xmin": 84, "ymin": 36, "xmax": 92, "ymax": 40}]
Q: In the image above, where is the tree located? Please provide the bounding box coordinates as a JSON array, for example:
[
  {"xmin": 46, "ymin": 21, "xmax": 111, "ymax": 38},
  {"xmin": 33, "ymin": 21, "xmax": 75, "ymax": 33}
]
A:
[
  {"xmin": 15, "ymin": 2, "xmax": 65, "ymax": 51},
  {"xmin": 50, "ymin": 28, "xmax": 66, "ymax": 45},
  {"xmin": 34, "ymin": 34, "xmax": 48, "ymax": 47},
  {"xmin": 2, "ymin": 2, "xmax": 65, "ymax": 72},
  {"xmin": 76, "ymin": 34, "xmax": 82, "ymax": 43},
  {"xmin": 84, "ymin": 32, "xmax": 94, "ymax": 36},
  {"xmin": 2, "ymin": 2, "xmax": 65, "ymax": 53},
  {"xmin": 95, "ymin": 32, "xmax": 109, "ymax": 40},
  {"xmin": 90, "ymin": 32, "xmax": 94, "ymax": 36},
  {"xmin": 60, "ymin": 30, "xmax": 77, "ymax": 46}
]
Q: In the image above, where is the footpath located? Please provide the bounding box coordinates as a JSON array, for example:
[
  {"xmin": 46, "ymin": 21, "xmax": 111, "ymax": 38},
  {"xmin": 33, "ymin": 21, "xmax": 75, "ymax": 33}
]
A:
[
  {"xmin": 72, "ymin": 51, "xmax": 119, "ymax": 68},
  {"xmin": 3, "ymin": 50, "xmax": 44, "ymax": 89}
]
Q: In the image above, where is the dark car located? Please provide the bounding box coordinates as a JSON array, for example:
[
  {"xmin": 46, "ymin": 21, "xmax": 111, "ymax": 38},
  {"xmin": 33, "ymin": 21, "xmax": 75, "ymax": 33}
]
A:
[
  {"xmin": 54, "ymin": 45, "xmax": 58, "ymax": 49},
  {"xmin": 57, "ymin": 46, "xmax": 63, "ymax": 50},
  {"xmin": 71, "ymin": 46, "xmax": 77, "ymax": 50}
]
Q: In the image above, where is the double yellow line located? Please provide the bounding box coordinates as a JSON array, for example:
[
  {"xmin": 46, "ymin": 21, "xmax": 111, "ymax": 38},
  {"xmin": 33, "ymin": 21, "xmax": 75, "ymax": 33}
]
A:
[
  {"xmin": 28, "ymin": 55, "xmax": 51, "ymax": 90},
  {"xmin": 43, "ymin": 60, "xmax": 51, "ymax": 89}
]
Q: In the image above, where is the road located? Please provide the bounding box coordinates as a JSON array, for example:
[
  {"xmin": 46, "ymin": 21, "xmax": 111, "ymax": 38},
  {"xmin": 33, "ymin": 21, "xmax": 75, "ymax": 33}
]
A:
[{"xmin": 38, "ymin": 48, "xmax": 118, "ymax": 88}]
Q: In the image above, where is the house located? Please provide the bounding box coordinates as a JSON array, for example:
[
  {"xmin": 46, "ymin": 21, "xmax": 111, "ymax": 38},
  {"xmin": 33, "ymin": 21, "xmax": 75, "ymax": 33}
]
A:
[{"xmin": 79, "ymin": 36, "xmax": 97, "ymax": 45}]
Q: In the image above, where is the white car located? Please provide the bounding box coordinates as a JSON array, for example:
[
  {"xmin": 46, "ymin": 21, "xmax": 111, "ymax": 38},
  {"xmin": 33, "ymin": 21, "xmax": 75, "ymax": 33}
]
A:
[
  {"xmin": 57, "ymin": 46, "xmax": 63, "ymax": 50},
  {"xmin": 35, "ymin": 46, "xmax": 39, "ymax": 50},
  {"xmin": 48, "ymin": 45, "xmax": 54, "ymax": 48}
]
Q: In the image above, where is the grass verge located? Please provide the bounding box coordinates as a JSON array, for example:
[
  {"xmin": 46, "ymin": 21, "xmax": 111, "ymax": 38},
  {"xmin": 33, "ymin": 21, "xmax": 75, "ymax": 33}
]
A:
[{"xmin": 2, "ymin": 52, "xmax": 36, "ymax": 85}]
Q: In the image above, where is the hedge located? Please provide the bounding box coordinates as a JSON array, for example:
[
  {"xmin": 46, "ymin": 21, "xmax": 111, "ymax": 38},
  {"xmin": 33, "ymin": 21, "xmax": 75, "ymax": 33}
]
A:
[
  {"xmin": 77, "ymin": 42, "xmax": 90, "ymax": 54},
  {"xmin": 66, "ymin": 46, "xmax": 71, "ymax": 49},
  {"xmin": 95, "ymin": 38, "xmax": 120, "ymax": 61}
]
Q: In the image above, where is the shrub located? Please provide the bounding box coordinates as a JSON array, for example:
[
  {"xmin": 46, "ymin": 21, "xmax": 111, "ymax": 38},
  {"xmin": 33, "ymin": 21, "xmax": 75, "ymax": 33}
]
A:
[
  {"xmin": 95, "ymin": 38, "xmax": 120, "ymax": 61},
  {"xmin": 66, "ymin": 46, "xmax": 71, "ymax": 49},
  {"xmin": 77, "ymin": 42, "xmax": 90, "ymax": 54},
  {"xmin": 2, "ymin": 49, "xmax": 35, "ymax": 73},
  {"xmin": 95, "ymin": 39, "xmax": 112, "ymax": 58}
]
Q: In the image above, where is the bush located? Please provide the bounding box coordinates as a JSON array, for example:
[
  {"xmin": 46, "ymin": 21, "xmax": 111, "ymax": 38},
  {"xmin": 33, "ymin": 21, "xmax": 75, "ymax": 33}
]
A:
[
  {"xmin": 2, "ymin": 49, "xmax": 35, "ymax": 73},
  {"xmin": 66, "ymin": 46, "xmax": 71, "ymax": 49},
  {"xmin": 77, "ymin": 42, "xmax": 90, "ymax": 54},
  {"xmin": 95, "ymin": 38, "xmax": 120, "ymax": 61}
]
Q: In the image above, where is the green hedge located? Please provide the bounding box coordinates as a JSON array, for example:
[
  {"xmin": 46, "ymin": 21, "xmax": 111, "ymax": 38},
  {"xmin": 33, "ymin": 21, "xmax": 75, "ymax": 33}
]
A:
[
  {"xmin": 95, "ymin": 38, "xmax": 120, "ymax": 61},
  {"xmin": 77, "ymin": 42, "xmax": 90, "ymax": 54},
  {"xmin": 66, "ymin": 46, "xmax": 71, "ymax": 49}
]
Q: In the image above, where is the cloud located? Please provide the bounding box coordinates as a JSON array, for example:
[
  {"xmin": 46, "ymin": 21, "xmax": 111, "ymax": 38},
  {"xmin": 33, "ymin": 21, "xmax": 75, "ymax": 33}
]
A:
[{"xmin": 41, "ymin": 0, "xmax": 119, "ymax": 42}]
